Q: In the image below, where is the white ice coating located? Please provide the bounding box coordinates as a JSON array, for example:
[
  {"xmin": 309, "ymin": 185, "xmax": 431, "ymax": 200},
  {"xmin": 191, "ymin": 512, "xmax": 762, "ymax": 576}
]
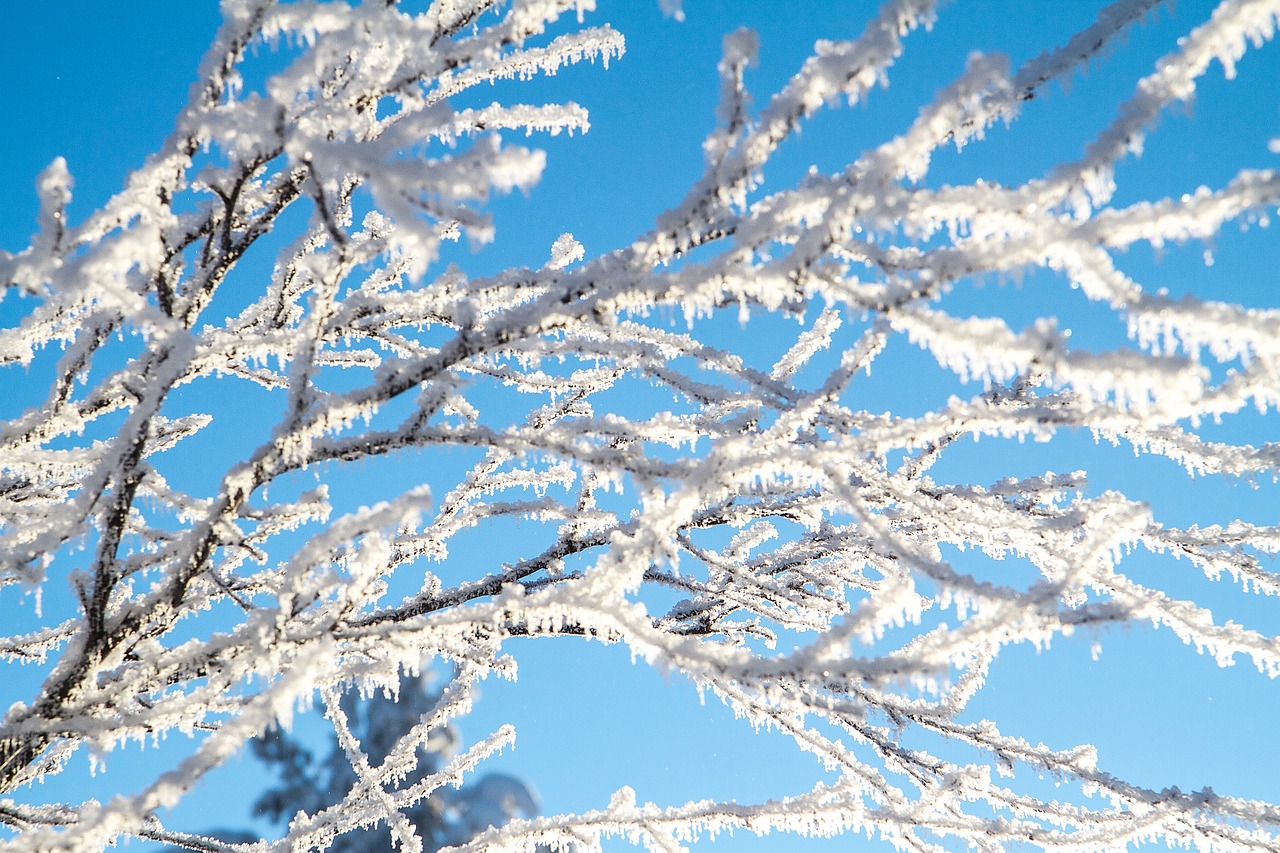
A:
[{"xmin": 2, "ymin": 1, "xmax": 1280, "ymax": 851}]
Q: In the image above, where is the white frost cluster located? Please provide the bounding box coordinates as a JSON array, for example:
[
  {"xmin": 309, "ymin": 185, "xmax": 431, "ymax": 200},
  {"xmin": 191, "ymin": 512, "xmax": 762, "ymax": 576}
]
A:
[{"xmin": 1, "ymin": 1, "xmax": 1279, "ymax": 851}]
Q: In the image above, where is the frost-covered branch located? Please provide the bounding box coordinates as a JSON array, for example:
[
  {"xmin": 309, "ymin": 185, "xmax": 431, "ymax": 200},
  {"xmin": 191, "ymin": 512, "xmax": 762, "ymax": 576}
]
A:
[{"xmin": 2, "ymin": 0, "xmax": 1279, "ymax": 851}]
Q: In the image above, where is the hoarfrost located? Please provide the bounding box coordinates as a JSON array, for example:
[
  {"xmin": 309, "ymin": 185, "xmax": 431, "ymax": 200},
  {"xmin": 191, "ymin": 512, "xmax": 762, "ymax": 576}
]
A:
[{"xmin": 2, "ymin": 1, "xmax": 1279, "ymax": 852}]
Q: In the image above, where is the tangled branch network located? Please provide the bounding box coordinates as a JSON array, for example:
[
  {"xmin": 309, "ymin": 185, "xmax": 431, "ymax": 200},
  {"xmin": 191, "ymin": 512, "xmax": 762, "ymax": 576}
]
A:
[{"xmin": 1, "ymin": 0, "xmax": 1279, "ymax": 850}]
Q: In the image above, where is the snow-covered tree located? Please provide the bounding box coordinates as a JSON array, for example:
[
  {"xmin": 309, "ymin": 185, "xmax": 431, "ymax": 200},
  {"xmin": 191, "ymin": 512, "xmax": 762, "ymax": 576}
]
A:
[
  {"xmin": 2, "ymin": 0, "xmax": 1279, "ymax": 850},
  {"xmin": 156, "ymin": 672, "xmax": 537, "ymax": 852},
  {"xmin": 248, "ymin": 673, "xmax": 538, "ymax": 851}
]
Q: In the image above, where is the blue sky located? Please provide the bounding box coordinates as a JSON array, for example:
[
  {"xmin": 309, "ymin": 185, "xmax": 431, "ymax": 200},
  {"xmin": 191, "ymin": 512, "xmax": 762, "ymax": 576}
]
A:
[{"xmin": 2, "ymin": 1, "xmax": 1279, "ymax": 850}]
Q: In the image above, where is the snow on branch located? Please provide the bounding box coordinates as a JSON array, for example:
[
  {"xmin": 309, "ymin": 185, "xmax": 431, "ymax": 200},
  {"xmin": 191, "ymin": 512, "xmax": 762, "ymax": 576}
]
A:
[{"xmin": 1, "ymin": 0, "xmax": 1279, "ymax": 851}]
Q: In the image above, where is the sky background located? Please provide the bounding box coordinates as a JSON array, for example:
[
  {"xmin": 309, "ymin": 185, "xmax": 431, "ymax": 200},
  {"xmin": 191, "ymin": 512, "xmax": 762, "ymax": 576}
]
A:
[{"xmin": 2, "ymin": 1, "xmax": 1279, "ymax": 850}]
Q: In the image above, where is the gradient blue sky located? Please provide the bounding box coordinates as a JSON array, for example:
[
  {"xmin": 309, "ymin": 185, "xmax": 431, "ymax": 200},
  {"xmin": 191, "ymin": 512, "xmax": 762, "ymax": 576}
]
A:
[{"xmin": 2, "ymin": 2, "xmax": 1278, "ymax": 850}]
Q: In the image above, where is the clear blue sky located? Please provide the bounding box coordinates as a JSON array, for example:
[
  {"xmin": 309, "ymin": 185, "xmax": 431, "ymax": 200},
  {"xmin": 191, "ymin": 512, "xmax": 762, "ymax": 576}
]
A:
[{"xmin": 2, "ymin": 2, "xmax": 1278, "ymax": 850}]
